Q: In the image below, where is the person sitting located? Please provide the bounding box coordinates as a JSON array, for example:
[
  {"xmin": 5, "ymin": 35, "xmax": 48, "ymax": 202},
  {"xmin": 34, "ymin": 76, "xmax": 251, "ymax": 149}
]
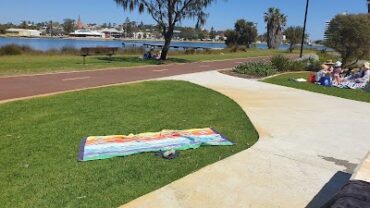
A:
[
  {"xmin": 340, "ymin": 62, "xmax": 370, "ymax": 89},
  {"xmin": 316, "ymin": 60, "xmax": 335, "ymax": 82},
  {"xmin": 332, "ymin": 61, "xmax": 343, "ymax": 85},
  {"xmin": 143, "ymin": 48, "xmax": 154, "ymax": 60}
]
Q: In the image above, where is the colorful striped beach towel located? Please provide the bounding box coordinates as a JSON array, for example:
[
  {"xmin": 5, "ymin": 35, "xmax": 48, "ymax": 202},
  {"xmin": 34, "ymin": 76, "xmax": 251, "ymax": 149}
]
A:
[{"xmin": 78, "ymin": 128, "xmax": 233, "ymax": 161}]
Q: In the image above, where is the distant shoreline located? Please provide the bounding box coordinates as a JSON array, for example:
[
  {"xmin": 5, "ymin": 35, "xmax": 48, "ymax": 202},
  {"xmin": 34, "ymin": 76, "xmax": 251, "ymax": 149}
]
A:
[{"xmin": 0, "ymin": 35, "xmax": 225, "ymax": 44}]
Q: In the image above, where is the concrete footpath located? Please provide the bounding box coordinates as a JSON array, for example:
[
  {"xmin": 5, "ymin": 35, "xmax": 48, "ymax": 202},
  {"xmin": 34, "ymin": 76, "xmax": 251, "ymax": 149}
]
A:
[{"xmin": 121, "ymin": 71, "xmax": 370, "ymax": 208}]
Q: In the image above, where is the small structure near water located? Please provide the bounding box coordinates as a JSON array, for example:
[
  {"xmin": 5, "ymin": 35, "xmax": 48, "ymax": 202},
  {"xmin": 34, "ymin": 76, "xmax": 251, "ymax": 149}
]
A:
[{"xmin": 5, "ymin": 28, "xmax": 41, "ymax": 37}]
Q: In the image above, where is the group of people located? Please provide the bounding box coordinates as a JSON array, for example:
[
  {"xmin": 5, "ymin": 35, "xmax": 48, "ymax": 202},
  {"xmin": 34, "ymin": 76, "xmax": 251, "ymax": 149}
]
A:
[
  {"xmin": 314, "ymin": 60, "xmax": 370, "ymax": 89},
  {"xmin": 143, "ymin": 48, "xmax": 162, "ymax": 60}
]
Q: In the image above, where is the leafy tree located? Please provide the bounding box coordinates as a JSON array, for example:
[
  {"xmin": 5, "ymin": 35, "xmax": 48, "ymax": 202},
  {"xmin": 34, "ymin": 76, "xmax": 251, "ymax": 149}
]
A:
[
  {"xmin": 225, "ymin": 19, "xmax": 257, "ymax": 48},
  {"xmin": 264, "ymin": 7, "xmax": 287, "ymax": 49},
  {"xmin": 114, "ymin": 0, "xmax": 217, "ymax": 60},
  {"xmin": 179, "ymin": 27, "xmax": 198, "ymax": 40},
  {"xmin": 196, "ymin": 28, "xmax": 209, "ymax": 40},
  {"xmin": 325, "ymin": 14, "xmax": 370, "ymax": 66},
  {"xmin": 62, "ymin": 19, "xmax": 75, "ymax": 35},
  {"xmin": 284, "ymin": 26, "xmax": 307, "ymax": 52},
  {"xmin": 20, "ymin": 21, "xmax": 28, "ymax": 29},
  {"xmin": 122, "ymin": 18, "xmax": 133, "ymax": 37},
  {"xmin": 257, "ymin": 33, "xmax": 267, "ymax": 42},
  {"xmin": 138, "ymin": 21, "xmax": 144, "ymax": 30},
  {"xmin": 224, "ymin": 30, "xmax": 238, "ymax": 46},
  {"xmin": 209, "ymin": 26, "xmax": 216, "ymax": 39}
]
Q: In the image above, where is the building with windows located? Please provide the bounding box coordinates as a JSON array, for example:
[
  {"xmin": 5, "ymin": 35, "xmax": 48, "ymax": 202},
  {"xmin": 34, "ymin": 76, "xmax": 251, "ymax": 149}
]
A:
[{"xmin": 99, "ymin": 28, "xmax": 124, "ymax": 38}]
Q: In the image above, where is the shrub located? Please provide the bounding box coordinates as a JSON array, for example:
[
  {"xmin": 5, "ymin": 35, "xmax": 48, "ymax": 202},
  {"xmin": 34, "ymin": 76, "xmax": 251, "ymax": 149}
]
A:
[
  {"xmin": 0, "ymin": 44, "xmax": 23, "ymax": 56},
  {"xmin": 60, "ymin": 46, "xmax": 79, "ymax": 55},
  {"xmin": 233, "ymin": 62, "xmax": 277, "ymax": 77},
  {"xmin": 271, "ymin": 55, "xmax": 290, "ymax": 72},
  {"xmin": 184, "ymin": 49, "xmax": 196, "ymax": 55},
  {"xmin": 295, "ymin": 53, "xmax": 319, "ymax": 62},
  {"xmin": 286, "ymin": 60, "xmax": 305, "ymax": 71},
  {"xmin": 305, "ymin": 59, "xmax": 322, "ymax": 72}
]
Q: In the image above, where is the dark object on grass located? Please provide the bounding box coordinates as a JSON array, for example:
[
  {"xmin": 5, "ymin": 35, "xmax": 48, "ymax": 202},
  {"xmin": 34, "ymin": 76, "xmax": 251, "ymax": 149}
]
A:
[
  {"xmin": 155, "ymin": 149, "xmax": 180, "ymax": 160},
  {"xmin": 80, "ymin": 47, "xmax": 119, "ymax": 64},
  {"xmin": 321, "ymin": 180, "xmax": 370, "ymax": 208}
]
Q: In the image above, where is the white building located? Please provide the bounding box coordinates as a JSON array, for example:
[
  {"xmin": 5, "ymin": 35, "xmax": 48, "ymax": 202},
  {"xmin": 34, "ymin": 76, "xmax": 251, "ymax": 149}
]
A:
[
  {"xmin": 99, "ymin": 28, "xmax": 124, "ymax": 38},
  {"xmin": 133, "ymin": 31, "xmax": 152, "ymax": 39},
  {"xmin": 69, "ymin": 29, "xmax": 103, "ymax": 38},
  {"xmin": 5, "ymin": 28, "xmax": 41, "ymax": 37}
]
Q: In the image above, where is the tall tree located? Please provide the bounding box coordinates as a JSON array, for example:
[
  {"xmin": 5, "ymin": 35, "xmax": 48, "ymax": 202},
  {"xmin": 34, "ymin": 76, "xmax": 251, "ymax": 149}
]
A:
[
  {"xmin": 225, "ymin": 19, "xmax": 257, "ymax": 48},
  {"xmin": 209, "ymin": 26, "xmax": 216, "ymax": 39},
  {"xmin": 264, "ymin": 7, "xmax": 287, "ymax": 49},
  {"xmin": 325, "ymin": 14, "xmax": 370, "ymax": 66},
  {"xmin": 284, "ymin": 26, "xmax": 307, "ymax": 52},
  {"xmin": 63, "ymin": 19, "xmax": 75, "ymax": 35},
  {"xmin": 114, "ymin": 0, "xmax": 216, "ymax": 60},
  {"xmin": 20, "ymin": 21, "xmax": 28, "ymax": 29}
]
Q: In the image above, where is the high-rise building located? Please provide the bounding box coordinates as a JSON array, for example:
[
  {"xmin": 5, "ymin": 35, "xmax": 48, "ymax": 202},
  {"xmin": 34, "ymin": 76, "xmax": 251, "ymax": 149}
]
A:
[
  {"xmin": 323, "ymin": 21, "xmax": 331, "ymax": 40},
  {"xmin": 368, "ymin": 0, "xmax": 370, "ymax": 13}
]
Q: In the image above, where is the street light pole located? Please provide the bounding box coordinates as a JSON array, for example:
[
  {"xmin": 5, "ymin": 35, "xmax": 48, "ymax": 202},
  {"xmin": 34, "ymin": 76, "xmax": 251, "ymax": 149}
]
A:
[{"xmin": 300, "ymin": 0, "xmax": 310, "ymax": 58}]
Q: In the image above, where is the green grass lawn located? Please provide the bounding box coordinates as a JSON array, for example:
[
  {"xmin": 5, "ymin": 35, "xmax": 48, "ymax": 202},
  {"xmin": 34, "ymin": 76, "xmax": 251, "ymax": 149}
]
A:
[
  {"xmin": 263, "ymin": 72, "xmax": 370, "ymax": 103},
  {"xmin": 0, "ymin": 49, "xmax": 289, "ymax": 75},
  {"xmin": 0, "ymin": 81, "xmax": 258, "ymax": 207}
]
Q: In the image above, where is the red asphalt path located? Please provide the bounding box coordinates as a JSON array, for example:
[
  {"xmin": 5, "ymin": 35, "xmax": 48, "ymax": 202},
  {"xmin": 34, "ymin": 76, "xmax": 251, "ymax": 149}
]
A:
[{"xmin": 0, "ymin": 57, "xmax": 272, "ymax": 102}]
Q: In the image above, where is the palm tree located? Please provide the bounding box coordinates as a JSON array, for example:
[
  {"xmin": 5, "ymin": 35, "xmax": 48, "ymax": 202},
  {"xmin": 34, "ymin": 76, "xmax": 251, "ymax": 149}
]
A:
[{"xmin": 264, "ymin": 7, "xmax": 287, "ymax": 49}]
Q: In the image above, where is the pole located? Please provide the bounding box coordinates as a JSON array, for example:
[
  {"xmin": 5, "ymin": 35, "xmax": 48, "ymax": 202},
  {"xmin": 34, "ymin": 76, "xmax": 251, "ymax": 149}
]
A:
[{"xmin": 300, "ymin": 0, "xmax": 310, "ymax": 58}]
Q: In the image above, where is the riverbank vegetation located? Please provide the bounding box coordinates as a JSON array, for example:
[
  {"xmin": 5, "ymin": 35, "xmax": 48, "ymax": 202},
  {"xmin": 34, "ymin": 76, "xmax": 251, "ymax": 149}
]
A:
[{"xmin": 0, "ymin": 44, "xmax": 292, "ymax": 75}]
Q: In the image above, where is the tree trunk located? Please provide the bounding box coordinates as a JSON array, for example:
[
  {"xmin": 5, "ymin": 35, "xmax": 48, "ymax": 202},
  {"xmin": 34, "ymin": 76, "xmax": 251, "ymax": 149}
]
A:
[
  {"xmin": 289, "ymin": 43, "xmax": 294, "ymax": 53},
  {"xmin": 160, "ymin": 30, "xmax": 174, "ymax": 60}
]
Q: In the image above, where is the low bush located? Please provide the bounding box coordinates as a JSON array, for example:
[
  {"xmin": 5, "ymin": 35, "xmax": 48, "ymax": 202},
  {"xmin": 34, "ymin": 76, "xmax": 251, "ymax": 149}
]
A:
[
  {"xmin": 271, "ymin": 55, "xmax": 290, "ymax": 72},
  {"xmin": 60, "ymin": 46, "xmax": 80, "ymax": 55},
  {"xmin": 233, "ymin": 62, "xmax": 277, "ymax": 77},
  {"xmin": 184, "ymin": 49, "xmax": 196, "ymax": 55},
  {"xmin": 286, "ymin": 60, "xmax": 306, "ymax": 71},
  {"xmin": 0, "ymin": 44, "xmax": 37, "ymax": 56}
]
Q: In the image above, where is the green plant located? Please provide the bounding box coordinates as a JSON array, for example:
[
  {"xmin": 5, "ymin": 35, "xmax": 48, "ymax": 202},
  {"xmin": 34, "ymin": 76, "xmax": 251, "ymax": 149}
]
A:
[
  {"xmin": 287, "ymin": 60, "xmax": 305, "ymax": 71},
  {"xmin": 0, "ymin": 44, "xmax": 23, "ymax": 56},
  {"xmin": 184, "ymin": 49, "xmax": 196, "ymax": 55},
  {"xmin": 264, "ymin": 7, "xmax": 287, "ymax": 49},
  {"xmin": 305, "ymin": 59, "xmax": 321, "ymax": 72},
  {"xmin": 325, "ymin": 14, "xmax": 370, "ymax": 66},
  {"xmin": 225, "ymin": 19, "xmax": 257, "ymax": 48},
  {"xmin": 233, "ymin": 62, "xmax": 277, "ymax": 77},
  {"xmin": 284, "ymin": 26, "xmax": 308, "ymax": 53},
  {"xmin": 271, "ymin": 55, "xmax": 290, "ymax": 71}
]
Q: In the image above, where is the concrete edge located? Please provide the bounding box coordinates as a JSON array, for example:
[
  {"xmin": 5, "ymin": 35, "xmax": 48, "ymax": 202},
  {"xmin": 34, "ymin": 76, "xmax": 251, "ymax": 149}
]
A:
[
  {"xmin": 260, "ymin": 71, "xmax": 311, "ymax": 81},
  {"xmin": 351, "ymin": 151, "xmax": 370, "ymax": 182}
]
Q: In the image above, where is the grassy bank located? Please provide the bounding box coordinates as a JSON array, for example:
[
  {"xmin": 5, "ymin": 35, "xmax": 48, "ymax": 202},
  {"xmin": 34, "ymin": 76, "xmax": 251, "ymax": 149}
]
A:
[
  {"xmin": 0, "ymin": 80, "xmax": 258, "ymax": 207},
  {"xmin": 263, "ymin": 72, "xmax": 370, "ymax": 103},
  {"xmin": 0, "ymin": 49, "xmax": 290, "ymax": 75}
]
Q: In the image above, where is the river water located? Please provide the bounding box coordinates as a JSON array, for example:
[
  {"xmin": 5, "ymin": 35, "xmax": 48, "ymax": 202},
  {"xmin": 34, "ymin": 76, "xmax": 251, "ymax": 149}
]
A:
[{"xmin": 0, "ymin": 37, "xmax": 325, "ymax": 51}]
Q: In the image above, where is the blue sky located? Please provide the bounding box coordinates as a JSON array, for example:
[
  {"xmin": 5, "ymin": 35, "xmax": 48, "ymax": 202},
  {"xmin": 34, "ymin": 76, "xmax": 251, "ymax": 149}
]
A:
[{"xmin": 0, "ymin": 0, "xmax": 367, "ymax": 40}]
